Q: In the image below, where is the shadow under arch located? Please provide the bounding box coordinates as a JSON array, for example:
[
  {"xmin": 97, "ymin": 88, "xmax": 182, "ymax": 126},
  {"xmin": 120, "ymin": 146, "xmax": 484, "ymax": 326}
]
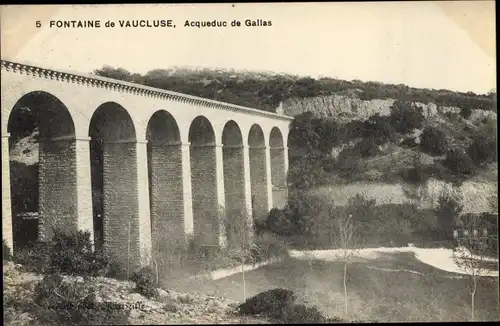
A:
[
  {"xmin": 222, "ymin": 120, "xmax": 249, "ymax": 247},
  {"xmin": 146, "ymin": 110, "xmax": 185, "ymax": 254},
  {"xmin": 7, "ymin": 91, "xmax": 78, "ymax": 249},
  {"xmin": 188, "ymin": 115, "xmax": 221, "ymax": 246},
  {"xmin": 88, "ymin": 102, "xmax": 140, "ymax": 268},
  {"xmin": 269, "ymin": 127, "xmax": 287, "ymax": 209},
  {"xmin": 248, "ymin": 124, "xmax": 270, "ymax": 220}
]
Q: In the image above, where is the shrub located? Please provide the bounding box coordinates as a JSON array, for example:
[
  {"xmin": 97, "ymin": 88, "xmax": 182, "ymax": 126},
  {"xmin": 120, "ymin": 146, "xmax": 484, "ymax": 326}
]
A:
[
  {"xmin": 237, "ymin": 288, "xmax": 342, "ymax": 323},
  {"xmin": 436, "ymin": 194, "xmax": 463, "ymax": 239},
  {"xmin": 13, "ymin": 240, "xmax": 52, "ymax": 273},
  {"xmin": 363, "ymin": 114, "xmax": 397, "ymax": 145},
  {"xmin": 402, "ymin": 166, "xmax": 426, "ymax": 184},
  {"xmin": 420, "ymin": 126, "xmax": 448, "ymax": 156},
  {"xmin": 467, "ymin": 134, "xmax": 497, "ymax": 165},
  {"xmin": 236, "ymin": 288, "xmax": 296, "ymax": 318},
  {"xmin": 49, "ymin": 230, "xmax": 109, "ymax": 277},
  {"xmin": 253, "ymin": 218, "xmax": 268, "ymax": 237},
  {"xmin": 288, "ymin": 155, "xmax": 327, "ymax": 190},
  {"xmin": 34, "ymin": 274, "xmax": 130, "ymax": 325},
  {"xmin": 335, "ymin": 151, "xmax": 367, "ymax": 180},
  {"xmin": 443, "ymin": 149, "xmax": 475, "ymax": 176},
  {"xmin": 351, "ymin": 136, "xmax": 381, "ymax": 158},
  {"xmin": 459, "ymin": 106, "xmax": 473, "ymax": 119},
  {"xmin": 13, "ymin": 230, "xmax": 109, "ymax": 277},
  {"xmin": 267, "ymin": 208, "xmax": 293, "ymax": 236},
  {"xmin": 3, "ymin": 239, "xmax": 12, "ymax": 261},
  {"xmin": 130, "ymin": 267, "xmax": 159, "ymax": 298},
  {"xmin": 389, "ymin": 100, "xmax": 425, "ymax": 133}
]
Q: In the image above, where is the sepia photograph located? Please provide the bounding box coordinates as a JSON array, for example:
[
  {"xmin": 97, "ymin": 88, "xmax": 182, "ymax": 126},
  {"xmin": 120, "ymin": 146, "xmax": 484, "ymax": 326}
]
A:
[{"xmin": 1, "ymin": 1, "xmax": 498, "ymax": 324}]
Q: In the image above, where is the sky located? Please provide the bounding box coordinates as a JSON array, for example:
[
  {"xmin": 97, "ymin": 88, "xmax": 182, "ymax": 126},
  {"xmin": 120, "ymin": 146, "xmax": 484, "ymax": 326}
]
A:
[{"xmin": 0, "ymin": 2, "xmax": 496, "ymax": 94}]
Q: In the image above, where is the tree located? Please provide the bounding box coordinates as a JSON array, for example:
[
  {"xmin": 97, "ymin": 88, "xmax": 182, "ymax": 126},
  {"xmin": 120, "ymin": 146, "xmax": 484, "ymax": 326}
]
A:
[
  {"xmin": 467, "ymin": 134, "xmax": 497, "ymax": 166},
  {"xmin": 225, "ymin": 210, "xmax": 258, "ymax": 302},
  {"xmin": 436, "ymin": 193, "xmax": 463, "ymax": 240},
  {"xmin": 420, "ymin": 126, "xmax": 448, "ymax": 156},
  {"xmin": 93, "ymin": 65, "xmax": 133, "ymax": 82},
  {"xmin": 332, "ymin": 213, "xmax": 362, "ymax": 318},
  {"xmin": 452, "ymin": 214, "xmax": 497, "ymax": 321},
  {"xmin": 389, "ymin": 100, "xmax": 425, "ymax": 134},
  {"xmin": 443, "ymin": 149, "xmax": 475, "ymax": 176},
  {"xmin": 459, "ymin": 106, "xmax": 473, "ymax": 119}
]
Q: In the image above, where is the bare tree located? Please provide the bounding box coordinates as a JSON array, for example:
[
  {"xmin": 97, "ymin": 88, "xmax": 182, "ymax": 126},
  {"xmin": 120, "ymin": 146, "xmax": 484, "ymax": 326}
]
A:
[
  {"xmin": 226, "ymin": 209, "xmax": 257, "ymax": 302},
  {"xmin": 332, "ymin": 213, "xmax": 362, "ymax": 318},
  {"xmin": 452, "ymin": 214, "xmax": 496, "ymax": 321}
]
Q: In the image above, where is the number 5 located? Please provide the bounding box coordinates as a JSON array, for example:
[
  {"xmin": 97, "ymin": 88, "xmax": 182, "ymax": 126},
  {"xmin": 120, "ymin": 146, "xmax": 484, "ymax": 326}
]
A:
[{"xmin": 36, "ymin": 21, "xmax": 41, "ymax": 28}]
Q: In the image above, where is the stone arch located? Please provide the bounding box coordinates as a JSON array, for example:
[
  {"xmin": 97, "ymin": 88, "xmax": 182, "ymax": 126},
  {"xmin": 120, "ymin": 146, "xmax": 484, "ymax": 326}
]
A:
[
  {"xmin": 269, "ymin": 127, "xmax": 284, "ymax": 148},
  {"xmin": 222, "ymin": 120, "xmax": 248, "ymax": 246},
  {"xmin": 6, "ymin": 91, "xmax": 78, "ymax": 250},
  {"xmin": 248, "ymin": 124, "xmax": 270, "ymax": 220},
  {"xmin": 146, "ymin": 110, "xmax": 185, "ymax": 252},
  {"xmin": 269, "ymin": 127, "xmax": 287, "ymax": 208},
  {"xmin": 189, "ymin": 115, "xmax": 216, "ymax": 146},
  {"xmin": 188, "ymin": 116, "xmax": 221, "ymax": 245},
  {"xmin": 89, "ymin": 102, "xmax": 140, "ymax": 268}
]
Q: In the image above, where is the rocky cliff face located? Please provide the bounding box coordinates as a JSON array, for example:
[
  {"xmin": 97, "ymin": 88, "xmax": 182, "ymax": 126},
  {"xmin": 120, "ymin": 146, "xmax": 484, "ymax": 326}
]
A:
[
  {"xmin": 312, "ymin": 176, "xmax": 498, "ymax": 214},
  {"xmin": 280, "ymin": 94, "xmax": 496, "ymax": 123}
]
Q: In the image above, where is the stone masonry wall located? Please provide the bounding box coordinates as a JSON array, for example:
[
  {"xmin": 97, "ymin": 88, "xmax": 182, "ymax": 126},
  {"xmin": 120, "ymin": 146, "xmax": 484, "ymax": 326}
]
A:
[
  {"xmin": 249, "ymin": 147, "xmax": 269, "ymax": 220},
  {"xmin": 150, "ymin": 144, "xmax": 185, "ymax": 251},
  {"xmin": 270, "ymin": 148, "xmax": 286, "ymax": 187},
  {"xmin": 102, "ymin": 142, "xmax": 140, "ymax": 271},
  {"xmin": 223, "ymin": 146, "xmax": 246, "ymax": 245},
  {"xmin": 190, "ymin": 145, "xmax": 219, "ymax": 245},
  {"xmin": 38, "ymin": 139, "xmax": 78, "ymax": 241}
]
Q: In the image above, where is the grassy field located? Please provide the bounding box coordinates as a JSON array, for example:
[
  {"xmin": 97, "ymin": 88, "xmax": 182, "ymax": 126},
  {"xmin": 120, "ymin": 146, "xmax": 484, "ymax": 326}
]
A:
[{"xmin": 171, "ymin": 252, "xmax": 499, "ymax": 322}]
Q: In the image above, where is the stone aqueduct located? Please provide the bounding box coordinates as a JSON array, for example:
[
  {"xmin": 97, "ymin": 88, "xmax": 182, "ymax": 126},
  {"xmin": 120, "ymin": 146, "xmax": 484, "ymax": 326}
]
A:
[{"xmin": 1, "ymin": 59, "xmax": 293, "ymax": 269}]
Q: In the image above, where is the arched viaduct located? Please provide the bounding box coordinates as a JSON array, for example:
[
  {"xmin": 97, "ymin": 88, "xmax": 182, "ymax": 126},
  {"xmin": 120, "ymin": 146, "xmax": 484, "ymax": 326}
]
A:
[{"xmin": 1, "ymin": 59, "xmax": 293, "ymax": 270}]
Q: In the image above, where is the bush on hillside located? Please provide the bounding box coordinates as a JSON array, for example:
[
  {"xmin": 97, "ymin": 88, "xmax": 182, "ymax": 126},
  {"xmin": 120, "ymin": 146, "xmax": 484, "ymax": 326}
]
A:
[
  {"xmin": 362, "ymin": 113, "xmax": 397, "ymax": 145},
  {"xmin": 13, "ymin": 230, "xmax": 109, "ymax": 277},
  {"xmin": 288, "ymin": 112, "xmax": 339, "ymax": 156},
  {"xmin": 13, "ymin": 240, "xmax": 52, "ymax": 274},
  {"xmin": 287, "ymin": 155, "xmax": 327, "ymax": 190},
  {"xmin": 34, "ymin": 274, "xmax": 130, "ymax": 325},
  {"xmin": 436, "ymin": 194, "xmax": 463, "ymax": 240},
  {"xmin": 130, "ymin": 267, "xmax": 159, "ymax": 298},
  {"xmin": 237, "ymin": 288, "xmax": 340, "ymax": 323},
  {"xmin": 389, "ymin": 100, "xmax": 425, "ymax": 134},
  {"xmin": 351, "ymin": 136, "xmax": 381, "ymax": 158},
  {"xmin": 50, "ymin": 230, "xmax": 109, "ymax": 277},
  {"xmin": 459, "ymin": 106, "xmax": 473, "ymax": 119},
  {"xmin": 443, "ymin": 149, "xmax": 476, "ymax": 176},
  {"xmin": 334, "ymin": 150, "xmax": 367, "ymax": 180},
  {"xmin": 420, "ymin": 126, "xmax": 448, "ymax": 156},
  {"xmin": 267, "ymin": 208, "xmax": 294, "ymax": 236},
  {"xmin": 401, "ymin": 166, "xmax": 427, "ymax": 184},
  {"xmin": 467, "ymin": 134, "xmax": 497, "ymax": 166}
]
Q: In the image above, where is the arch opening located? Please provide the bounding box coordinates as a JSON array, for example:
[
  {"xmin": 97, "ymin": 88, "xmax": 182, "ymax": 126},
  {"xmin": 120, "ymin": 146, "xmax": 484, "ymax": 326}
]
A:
[
  {"xmin": 6, "ymin": 91, "xmax": 77, "ymax": 250},
  {"xmin": 146, "ymin": 110, "xmax": 184, "ymax": 253},
  {"xmin": 188, "ymin": 116, "xmax": 219, "ymax": 245},
  {"xmin": 248, "ymin": 124, "xmax": 269, "ymax": 221},
  {"xmin": 89, "ymin": 102, "xmax": 138, "ymax": 265},
  {"xmin": 269, "ymin": 127, "xmax": 287, "ymax": 209},
  {"xmin": 222, "ymin": 121, "xmax": 248, "ymax": 247}
]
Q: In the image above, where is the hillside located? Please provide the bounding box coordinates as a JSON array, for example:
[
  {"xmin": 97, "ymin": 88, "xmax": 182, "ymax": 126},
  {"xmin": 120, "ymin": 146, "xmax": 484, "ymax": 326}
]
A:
[
  {"xmin": 3, "ymin": 261, "xmax": 271, "ymax": 325},
  {"xmin": 91, "ymin": 65, "xmax": 496, "ymax": 114}
]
